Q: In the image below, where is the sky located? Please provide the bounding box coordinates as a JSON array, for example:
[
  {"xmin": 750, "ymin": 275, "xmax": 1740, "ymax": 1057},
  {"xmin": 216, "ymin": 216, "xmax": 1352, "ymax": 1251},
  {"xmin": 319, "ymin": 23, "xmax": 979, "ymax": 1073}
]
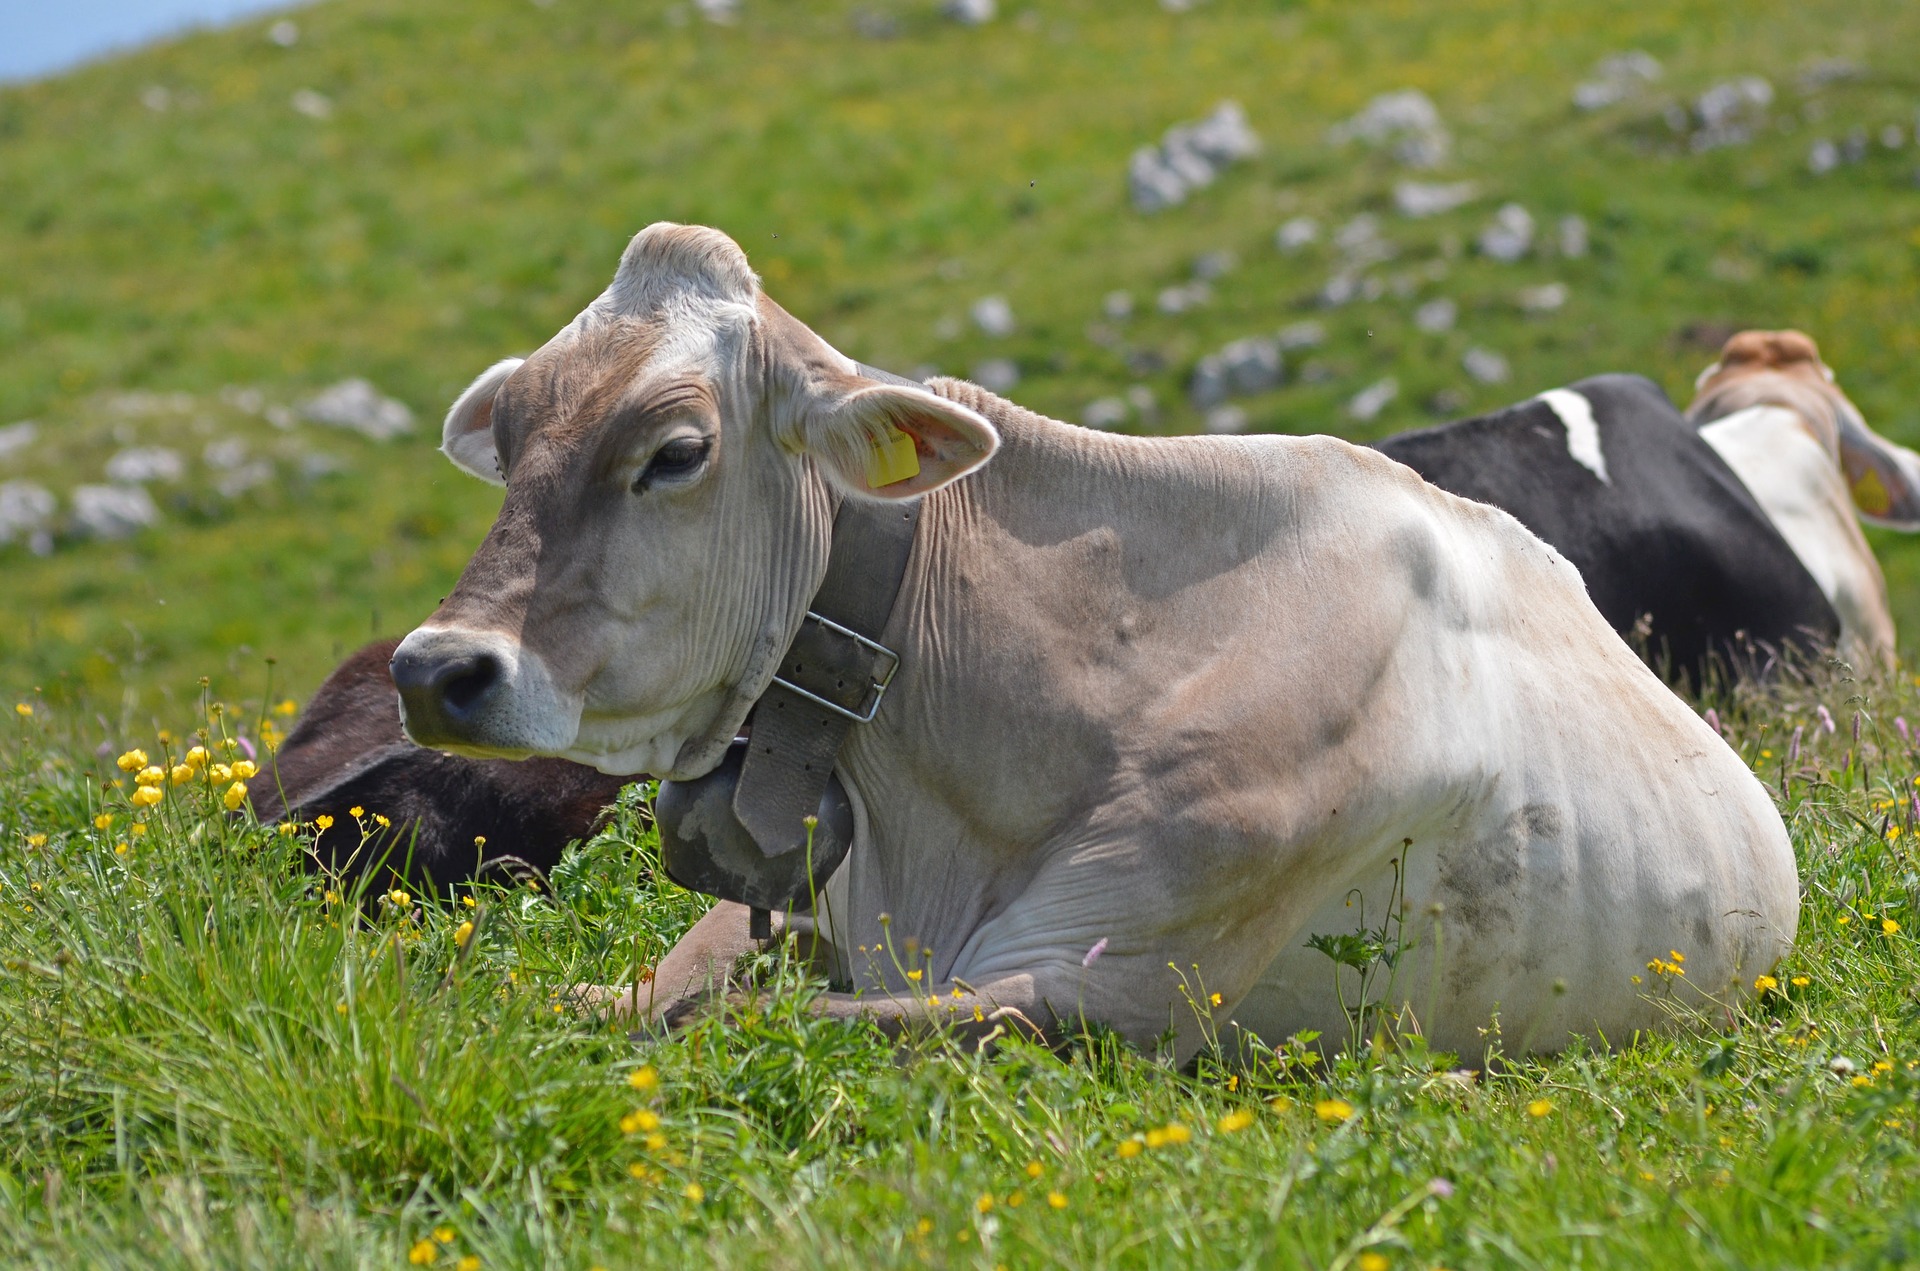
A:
[{"xmin": 0, "ymin": 0, "xmax": 305, "ymax": 84}]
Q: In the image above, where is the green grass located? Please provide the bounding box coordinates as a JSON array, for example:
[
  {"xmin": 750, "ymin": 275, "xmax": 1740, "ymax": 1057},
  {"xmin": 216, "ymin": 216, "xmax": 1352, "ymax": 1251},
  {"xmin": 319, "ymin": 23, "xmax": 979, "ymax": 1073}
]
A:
[
  {"xmin": 3, "ymin": 657, "xmax": 1919, "ymax": 1267},
  {"xmin": 4, "ymin": 0, "xmax": 1920, "ymax": 709}
]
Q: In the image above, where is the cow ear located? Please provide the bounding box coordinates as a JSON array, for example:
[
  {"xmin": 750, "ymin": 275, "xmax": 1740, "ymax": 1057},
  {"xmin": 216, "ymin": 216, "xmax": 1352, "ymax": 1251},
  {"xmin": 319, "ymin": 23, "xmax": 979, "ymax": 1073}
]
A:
[
  {"xmin": 1837, "ymin": 409, "xmax": 1920, "ymax": 528},
  {"xmin": 803, "ymin": 383, "xmax": 999, "ymax": 501},
  {"xmin": 441, "ymin": 358, "xmax": 524, "ymax": 486}
]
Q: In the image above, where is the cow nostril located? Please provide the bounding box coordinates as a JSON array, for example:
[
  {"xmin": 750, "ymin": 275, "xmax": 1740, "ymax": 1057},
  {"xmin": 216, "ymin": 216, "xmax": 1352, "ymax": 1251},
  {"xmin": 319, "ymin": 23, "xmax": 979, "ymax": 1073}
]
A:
[{"xmin": 441, "ymin": 654, "xmax": 500, "ymax": 715}]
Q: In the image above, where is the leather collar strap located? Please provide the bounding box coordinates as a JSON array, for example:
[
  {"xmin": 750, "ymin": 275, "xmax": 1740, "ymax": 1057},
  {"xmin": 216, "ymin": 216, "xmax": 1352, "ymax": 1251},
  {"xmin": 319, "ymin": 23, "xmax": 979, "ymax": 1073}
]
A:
[{"xmin": 729, "ymin": 366, "xmax": 925, "ymax": 859}]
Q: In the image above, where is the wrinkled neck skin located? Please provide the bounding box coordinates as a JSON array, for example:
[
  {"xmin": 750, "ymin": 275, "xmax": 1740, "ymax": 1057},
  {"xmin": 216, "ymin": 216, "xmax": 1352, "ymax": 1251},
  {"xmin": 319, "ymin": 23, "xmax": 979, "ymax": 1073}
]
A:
[{"xmin": 805, "ymin": 384, "xmax": 1404, "ymax": 999}]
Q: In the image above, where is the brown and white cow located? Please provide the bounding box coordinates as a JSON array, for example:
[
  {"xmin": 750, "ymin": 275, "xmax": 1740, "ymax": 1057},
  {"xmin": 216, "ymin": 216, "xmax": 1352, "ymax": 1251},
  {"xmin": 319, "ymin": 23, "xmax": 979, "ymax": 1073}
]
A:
[
  {"xmin": 1687, "ymin": 329, "xmax": 1920, "ymax": 670},
  {"xmin": 391, "ymin": 223, "xmax": 1796, "ymax": 1063}
]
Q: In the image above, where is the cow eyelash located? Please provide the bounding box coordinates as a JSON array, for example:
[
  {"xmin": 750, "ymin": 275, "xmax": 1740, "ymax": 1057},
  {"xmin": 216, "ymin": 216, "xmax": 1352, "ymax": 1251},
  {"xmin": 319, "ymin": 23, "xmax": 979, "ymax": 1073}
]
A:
[{"xmin": 632, "ymin": 438, "xmax": 712, "ymax": 493}]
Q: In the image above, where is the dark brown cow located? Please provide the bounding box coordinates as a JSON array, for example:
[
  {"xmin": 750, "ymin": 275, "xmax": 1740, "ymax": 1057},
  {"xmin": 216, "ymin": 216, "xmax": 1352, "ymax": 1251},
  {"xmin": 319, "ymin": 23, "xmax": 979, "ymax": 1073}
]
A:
[{"xmin": 249, "ymin": 639, "xmax": 632, "ymax": 891}]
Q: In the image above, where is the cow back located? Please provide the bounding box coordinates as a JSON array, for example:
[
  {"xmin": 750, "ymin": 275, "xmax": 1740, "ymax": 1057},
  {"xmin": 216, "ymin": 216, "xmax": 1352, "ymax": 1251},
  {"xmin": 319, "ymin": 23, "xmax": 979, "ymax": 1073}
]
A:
[
  {"xmin": 250, "ymin": 638, "xmax": 633, "ymax": 891},
  {"xmin": 1374, "ymin": 373, "xmax": 1839, "ymax": 683}
]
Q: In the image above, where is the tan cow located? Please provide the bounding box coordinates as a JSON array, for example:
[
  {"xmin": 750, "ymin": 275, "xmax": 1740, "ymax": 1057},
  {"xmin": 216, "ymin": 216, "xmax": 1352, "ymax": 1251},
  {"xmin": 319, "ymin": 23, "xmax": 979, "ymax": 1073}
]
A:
[
  {"xmin": 393, "ymin": 223, "xmax": 1797, "ymax": 1064},
  {"xmin": 1687, "ymin": 329, "xmax": 1920, "ymax": 670}
]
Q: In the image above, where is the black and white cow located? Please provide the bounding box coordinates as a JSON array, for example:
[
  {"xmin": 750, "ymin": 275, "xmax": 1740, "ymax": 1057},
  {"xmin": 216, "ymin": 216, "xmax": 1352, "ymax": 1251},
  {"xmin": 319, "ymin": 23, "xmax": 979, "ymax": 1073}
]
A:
[{"xmin": 1375, "ymin": 373, "xmax": 1840, "ymax": 684}]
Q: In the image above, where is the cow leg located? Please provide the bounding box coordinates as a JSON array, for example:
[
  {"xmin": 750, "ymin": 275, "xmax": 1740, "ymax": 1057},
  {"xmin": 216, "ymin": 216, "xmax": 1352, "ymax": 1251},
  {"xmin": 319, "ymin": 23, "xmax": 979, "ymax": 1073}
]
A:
[
  {"xmin": 788, "ymin": 973, "xmax": 1061, "ymax": 1050},
  {"xmin": 575, "ymin": 901, "xmax": 777, "ymax": 1024}
]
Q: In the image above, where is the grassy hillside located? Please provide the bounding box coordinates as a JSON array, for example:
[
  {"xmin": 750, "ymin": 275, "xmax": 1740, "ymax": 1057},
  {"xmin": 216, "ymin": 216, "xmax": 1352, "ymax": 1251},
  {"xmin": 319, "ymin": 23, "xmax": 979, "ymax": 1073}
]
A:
[{"xmin": 3, "ymin": 0, "xmax": 1920, "ymax": 720}]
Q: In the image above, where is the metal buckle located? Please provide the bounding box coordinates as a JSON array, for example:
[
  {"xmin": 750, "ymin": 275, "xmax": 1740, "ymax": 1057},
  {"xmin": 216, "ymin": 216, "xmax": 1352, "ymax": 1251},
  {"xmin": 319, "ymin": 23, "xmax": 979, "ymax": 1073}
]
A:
[{"xmin": 771, "ymin": 611, "xmax": 899, "ymax": 724}]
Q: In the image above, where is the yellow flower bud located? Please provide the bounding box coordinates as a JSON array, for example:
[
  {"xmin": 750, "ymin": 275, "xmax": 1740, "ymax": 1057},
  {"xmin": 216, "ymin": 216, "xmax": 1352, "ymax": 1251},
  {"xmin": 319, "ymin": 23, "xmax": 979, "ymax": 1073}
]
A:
[
  {"xmin": 116, "ymin": 749, "xmax": 148, "ymax": 772},
  {"xmin": 223, "ymin": 781, "xmax": 248, "ymax": 811}
]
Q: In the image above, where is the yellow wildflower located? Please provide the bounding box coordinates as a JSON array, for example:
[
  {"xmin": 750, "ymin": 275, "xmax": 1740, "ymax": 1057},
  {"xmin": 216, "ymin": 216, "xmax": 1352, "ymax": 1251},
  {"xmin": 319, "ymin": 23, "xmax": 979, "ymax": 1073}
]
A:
[
  {"xmin": 1884, "ymin": 917, "xmax": 1902, "ymax": 935},
  {"xmin": 1527, "ymin": 1099, "xmax": 1552, "ymax": 1118},
  {"xmin": 433, "ymin": 1227, "xmax": 454, "ymax": 1245},
  {"xmin": 454, "ymin": 921, "xmax": 475, "ymax": 947},
  {"xmin": 1025, "ymin": 1161, "xmax": 1043, "ymax": 1179},
  {"xmin": 620, "ymin": 1109, "xmax": 660, "ymax": 1135},
  {"xmin": 407, "ymin": 1240, "xmax": 437, "ymax": 1266},
  {"xmin": 1007, "ymin": 1190, "xmax": 1025, "ymax": 1207},
  {"xmin": 1358, "ymin": 1254, "xmax": 1389, "ymax": 1271},
  {"xmin": 1874, "ymin": 1060, "xmax": 1894, "ymax": 1073},
  {"xmin": 629, "ymin": 1065, "xmax": 658, "ymax": 1091},
  {"xmin": 170, "ymin": 764, "xmax": 192, "ymax": 784},
  {"xmin": 387, "ymin": 889, "xmax": 411, "ymax": 908},
  {"xmin": 209, "ymin": 763, "xmax": 232, "ymax": 784},
  {"xmin": 131, "ymin": 786, "xmax": 164, "ymax": 808},
  {"xmin": 1838, "ymin": 914, "xmax": 1853, "ymax": 926},
  {"xmin": 627, "ymin": 1162, "xmax": 650, "ymax": 1181},
  {"xmin": 1791, "ymin": 976, "xmax": 1810, "ymax": 987},
  {"xmin": 14, "ymin": 703, "xmax": 32, "ymax": 717},
  {"xmin": 274, "ymin": 699, "xmax": 299, "ymax": 716},
  {"xmin": 223, "ymin": 781, "xmax": 248, "ymax": 811},
  {"xmin": 94, "ymin": 813, "xmax": 115, "ymax": 830},
  {"xmin": 975, "ymin": 1194, "xmax": 993, "ymax": 1213},
  {"xmin": 1753, "ymin": 975, "xmax": 1778, "ymax": 992},
  {"xmin": 644, "ymin": 1132, "xmax": 667, "ymax": 1151},
  {"xmin": 1890, "ymin": 826, "xmax": 1904, "ymax": 842},
  {"xmin": 1218, "ymin": 1109, "xmax": 1255, "ymax": 1133},
  {"xmin": 1160, "ymin": 1123, "xmax": 1191, "ymax": 1145},
  {"xmin": 1047, "ymin": 1191, "xmax": 1067, "ymax": 1210},
  {"xmin": 350, "ymin": 805, "xmax": 365, "ymax": 818},
  {"xmin": 27, "ymin": 834, "xmax": 47, "ymax": 848},
  {"xmin": 136, "ymin": 765, "xmax": 165, "ymax": 786},
  {"xmin": 277, "ymin": 822, "xmax": 295, "ymax": 836},
  {"xmin": 185, "ymin": 746, "xmax": 209, "ymax": 767},
  {"xmin": 374, "ymin": 813, "xmax": 392, "ymax": 828},
  {"xmin": 315, "ymin": 814, "xmax": 334, "ymax": 831},
  {"xmin": 115, "ymin": 841, "xmax": 129, "ymax": 856},
  {"xmin": 231, "ymin": 759, "xmax": 258, "ymax": 781},
  {"xmin": 906, "ymin": 969, "xmax": 922, "ymax": 982},
  {"xmin": 1852, "ymin": 1075, "xmax": 1872, "ymax": 1088},
  {"xmin": 684, "ymin": 1183, "xmax": 705, "ymax": 1203},
  {"xmin": 116, "ymin": 749, "xmax": 148, "ymax": 772},
  {"xmin": 1314, "ymin": 1099, "xmax": 1354, "ymax": 1123},
  {"xmin": 457, "ymin": 1259, "xmax": 480, "ymax": 1271},
  {"xmin": 1117, "ymin": 1139, "xmax": 1143, "ymax": 1159}
]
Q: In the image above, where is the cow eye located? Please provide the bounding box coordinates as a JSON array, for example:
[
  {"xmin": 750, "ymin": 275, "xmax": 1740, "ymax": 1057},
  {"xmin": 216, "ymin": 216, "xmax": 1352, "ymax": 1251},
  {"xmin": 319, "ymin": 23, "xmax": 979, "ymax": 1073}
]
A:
[{"xmin": 633, "ymin": 438, "xmax": 711, "ymax": 492}]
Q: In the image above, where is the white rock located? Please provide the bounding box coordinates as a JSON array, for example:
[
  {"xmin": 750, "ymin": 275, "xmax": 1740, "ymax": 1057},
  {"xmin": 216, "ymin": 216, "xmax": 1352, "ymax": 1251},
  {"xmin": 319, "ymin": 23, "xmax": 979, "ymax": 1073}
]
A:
[
  {"xmin": 1203, "ymin": 405, "xmax": 1249, "ymax": 434},
  {"xmin": 1102, "ymin": 290, "xmax": 1135, "ymax": 321},
  {"xmin": 1393, "ymin": 180, "xmax": 1478, "ymax": 217},
  {"xmin": 942, "ymin": 0, "xmax": 995, "ymax": 24},
  {"xmin": 1129, "ymin": 102, "xmax": 1260, "ymax": 212},
  {"xmin": 1156, "ymin": 281, "xmax": 1212, "ymax": 315},
  {"xmin": 105, "ymin": 447, "xmax": 186, "ymax": 484},
  {"xmin": 140, "ymin": 86, "xmax": 171, "ymax": 112},
  {"xmin": 971, "ymin": 359, "xmax": 1020, "ymax": 393},
  {"xmin": 1319, "ymin": 273, "xmax": 1361, "ymax": 308},
  {"xmin": 0, "ymin": 421, "xmax": 37, "ymax": 464},
  {"xmin": 1334, "ymin": 214, "xmax": 1394, "ymax": 267},
  {"xmin": 1348, "ymin": 378, "xmax": 1399, "ymax": 422},
  {"xmin": 1572, "ymin": 51, "xmax": 1661, "ymax": 111},
  {"xmin": 0, "ymin": 482, "xmax": 55, "ymax": 545},
  {"xmin": 1190, "ymin": 336, "xmax": 1283, "ymax": 408},
  {"xmin": 1275, "ymin": 321, "xmax": 1325, "ymax": 351},
  {"xmin": 1798, "ymin": 58, "xmax": 1859, "ymax": 92},
  {"xmin": 971, "ymin": 295, "xmax": 1017, "ymax": 338},
  {"xmin": 1463, "ymin": 347, "xmax": 1510, "ymax": 384},
  {"xmin": 71, "ymin": 484, "xmax": 160, "ymax": 540},
  {"xmin": 1808, "ymin": 139, "xmax": 1840, "ymax": 175},
  {"xmin": 1558, "ymin": 215, "xmax": 1589, "ymax": 258},
  {"xmin": 1478, "ymin": 203, "xmax": 1534, "ymax": 262},
  {"xmin": 1518, "ymin": 282, "xmax": 1569, "ymax": 312},
  {"xmin": 694, "ymin": 0, "xmax": 740, "ymax": 23},
  {"xmin": 1193, "ymin": 250, "xmax": 1236, "ymax": 280},
  {"xmin": 1414, "ymin": 297, "xmax": 1457, "ymax": 333},
  {"xmin": 214, "ymin": 461, "xmax": 275, "ymax": 500},
  {"xmin": 1328, "ymin": 89, "xmax": 1449, "ymax": 168},
  {"xmin": 1125, "ymin": 385, "xmax": 1159, "ymax": 423},
  {"xmin": 268, "ymin": 19, "xmax": 299, "ymax": 46},
  {"xmin": 1083, "ymin": 397, "xmax": 1129, "ymax": 430},
  {"xmin": 300, "ymin": 379, "xmax": 415, "ymax": 440},
  {"xmin": 1692, "ymin": 77, "xmax": 1772, "ymax": 150},
  {"xmin": 1882, "ymin": 125, "xmax": 1906, "ymax": 150},
  {"xmin": 1275, "ymin": 216, "xmax": 1321, "ymax": 252},
  {"xmin": 291, "ymin": 89, "xmax": 333, "ymax": 120}
]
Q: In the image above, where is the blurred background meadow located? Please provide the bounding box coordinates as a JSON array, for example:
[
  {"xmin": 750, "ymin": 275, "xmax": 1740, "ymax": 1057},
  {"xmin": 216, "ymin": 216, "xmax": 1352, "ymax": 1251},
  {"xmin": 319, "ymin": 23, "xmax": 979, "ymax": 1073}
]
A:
[{"xmin": 3, "ymin": 0, "xmax": 1919, "ymax": 730}]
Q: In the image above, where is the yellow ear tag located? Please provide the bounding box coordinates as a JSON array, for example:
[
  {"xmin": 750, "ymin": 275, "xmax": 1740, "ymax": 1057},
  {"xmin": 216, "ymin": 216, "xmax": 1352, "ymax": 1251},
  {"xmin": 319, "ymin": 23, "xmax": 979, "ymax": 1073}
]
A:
[
  {"xmin": 864, "ymin": 423, "xmax": 922, "ymax": 488},
  {"xmin": 1852, "ymin": 468, "xmax": 1892, "ymax": 517}
]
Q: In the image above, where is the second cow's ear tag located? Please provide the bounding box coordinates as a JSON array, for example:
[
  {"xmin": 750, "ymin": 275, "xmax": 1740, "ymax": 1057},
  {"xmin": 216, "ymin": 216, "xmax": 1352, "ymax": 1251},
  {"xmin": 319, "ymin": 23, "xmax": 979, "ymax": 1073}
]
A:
[{"xmin": 864, "ymin": 422, "xmax": 922, "ymax": 488}]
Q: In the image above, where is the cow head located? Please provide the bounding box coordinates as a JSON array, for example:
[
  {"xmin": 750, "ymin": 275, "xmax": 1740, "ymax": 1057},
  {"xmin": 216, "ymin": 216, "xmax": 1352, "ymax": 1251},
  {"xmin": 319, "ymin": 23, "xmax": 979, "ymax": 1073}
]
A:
[
  {"xmin": 391, "ymin": 224, "xmax": 999, "ymax": 777},
  {"xmin": 1688, "ymin": 328, "xmax": 1920, "ymax": 528}
]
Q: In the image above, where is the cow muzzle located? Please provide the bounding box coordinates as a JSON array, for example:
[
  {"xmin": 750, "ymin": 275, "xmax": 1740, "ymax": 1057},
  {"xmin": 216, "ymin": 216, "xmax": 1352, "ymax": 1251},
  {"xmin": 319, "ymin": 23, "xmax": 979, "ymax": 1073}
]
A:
[{"xmin": 391, "ymin": 627, "xmax": 574, "ymax": 755}]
